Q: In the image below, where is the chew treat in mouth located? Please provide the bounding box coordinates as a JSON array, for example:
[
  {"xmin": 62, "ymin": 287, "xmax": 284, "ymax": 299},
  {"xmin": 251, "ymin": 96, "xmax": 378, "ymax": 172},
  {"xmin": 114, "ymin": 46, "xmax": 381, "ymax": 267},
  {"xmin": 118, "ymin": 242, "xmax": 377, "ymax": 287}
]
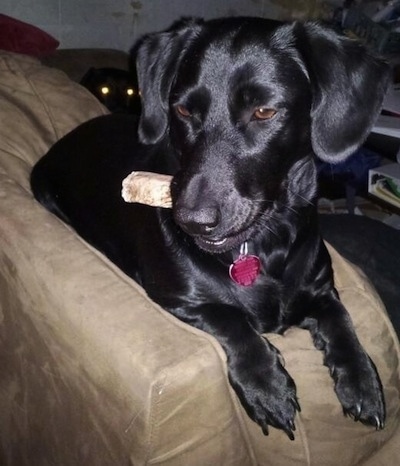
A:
[{"xmin": 121, "ymin": 171, "xmax": 173, "ymax": 208}]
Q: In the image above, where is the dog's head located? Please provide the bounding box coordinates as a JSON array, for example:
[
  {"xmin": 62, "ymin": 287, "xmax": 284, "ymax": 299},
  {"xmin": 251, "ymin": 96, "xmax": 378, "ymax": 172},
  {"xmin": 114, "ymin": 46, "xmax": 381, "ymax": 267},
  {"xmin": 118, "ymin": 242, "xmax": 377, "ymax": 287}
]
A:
[
  {"xmin": 80, "ymin": 67, "xmax": 141, "ymax": 114},
  {"xmin": 134, "ymin": 18, "xmax": 389, "ymax": 253}
]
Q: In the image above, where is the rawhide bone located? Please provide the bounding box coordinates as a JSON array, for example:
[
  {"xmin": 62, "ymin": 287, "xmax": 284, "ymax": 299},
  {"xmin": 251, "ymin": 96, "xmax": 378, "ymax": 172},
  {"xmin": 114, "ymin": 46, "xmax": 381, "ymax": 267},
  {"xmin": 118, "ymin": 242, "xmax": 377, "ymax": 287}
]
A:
[{"xmin": 121, "ymin": 171, "xmax": 173, "ymax": 208}]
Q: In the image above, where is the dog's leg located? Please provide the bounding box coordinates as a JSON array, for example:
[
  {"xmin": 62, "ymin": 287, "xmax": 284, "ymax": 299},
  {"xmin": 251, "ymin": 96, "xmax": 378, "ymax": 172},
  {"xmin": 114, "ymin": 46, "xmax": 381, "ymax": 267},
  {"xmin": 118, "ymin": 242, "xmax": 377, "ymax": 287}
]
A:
[
  {"xmin": 302, "ymin": 291, "xmax": 385, "ymax": 429},
  {"xmin": 169, "ymin": 304, "xmax": 300, "ymax": 439}
]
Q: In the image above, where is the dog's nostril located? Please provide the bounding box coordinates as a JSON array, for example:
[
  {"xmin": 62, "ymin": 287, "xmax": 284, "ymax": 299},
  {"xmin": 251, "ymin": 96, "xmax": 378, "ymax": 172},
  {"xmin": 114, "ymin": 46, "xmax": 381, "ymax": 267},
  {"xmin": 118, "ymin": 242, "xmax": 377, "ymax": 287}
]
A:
[{"xmin": 176, "ymin": 207, "xmax": 220, "ymax": 235}]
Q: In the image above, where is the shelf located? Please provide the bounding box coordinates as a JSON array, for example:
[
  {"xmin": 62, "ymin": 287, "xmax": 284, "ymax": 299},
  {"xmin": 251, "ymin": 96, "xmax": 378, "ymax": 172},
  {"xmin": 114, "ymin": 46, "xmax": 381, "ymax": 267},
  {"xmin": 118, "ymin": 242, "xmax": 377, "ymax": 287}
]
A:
[{"xmin": 372, "ymin": 114, "xmax": 400, "ymax": 138}]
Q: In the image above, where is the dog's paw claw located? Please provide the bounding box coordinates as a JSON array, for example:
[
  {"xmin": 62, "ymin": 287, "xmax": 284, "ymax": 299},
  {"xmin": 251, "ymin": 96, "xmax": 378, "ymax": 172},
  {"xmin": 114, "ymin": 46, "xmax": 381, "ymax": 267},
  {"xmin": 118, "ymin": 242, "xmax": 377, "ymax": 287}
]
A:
[
  {"xmin": 285, "ymin": 427, "xmax": 295, "ymax": 441},
  {"xmin": 294, "ymin": 398, "xmax": 301, "ymax": 413},
  {"xmin": 283, "ymin": 419, "xmax": 297, "ymax": 441},
  {"xmin": 349, "ymin": 401, "xmax": 362, "ymax": 421},
  {"xmin": 334, "ymin": 356, "xmax": 385, "ymax": 431},
  {"xmin": 230, "ymin": 354, "xmax": 299, "ymax": 439},
  {"xmin": 375, "ymin": 415, "xmax": 384, "ymax": 430},
  {"xmin": 261, "ymin": 424, "xmax": 269, "ymax": 436}
]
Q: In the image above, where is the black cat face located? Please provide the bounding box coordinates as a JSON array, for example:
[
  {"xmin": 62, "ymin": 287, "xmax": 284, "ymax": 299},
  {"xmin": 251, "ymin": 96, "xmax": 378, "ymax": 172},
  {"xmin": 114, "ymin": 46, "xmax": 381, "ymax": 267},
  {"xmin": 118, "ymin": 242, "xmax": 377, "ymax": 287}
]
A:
[{"xmin": 80, "ymin": 67, "xmax": 141, "ymax": 114}]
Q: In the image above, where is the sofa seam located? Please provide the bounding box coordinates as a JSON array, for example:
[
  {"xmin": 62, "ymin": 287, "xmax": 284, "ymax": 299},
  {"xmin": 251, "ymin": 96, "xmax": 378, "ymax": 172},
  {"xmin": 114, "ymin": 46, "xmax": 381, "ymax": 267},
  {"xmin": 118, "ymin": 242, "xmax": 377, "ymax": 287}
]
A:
[
  {"xmin": 143, "ymin": 345, "xmax": 258, "ymax": 466},
  {"xmin": 6, "ymin": 58, "xmax": 107, "ymax": 144},
  {"xmin": 15, "ymin": 68, "xmax": 60, "ymax": 141},
  {"xmin": 145, "ymin": 374, "xmax": 164, "ymax": 465},
  {"xmin": 295, "ymin": 410, "xmax": 312, "ymax": 466}
]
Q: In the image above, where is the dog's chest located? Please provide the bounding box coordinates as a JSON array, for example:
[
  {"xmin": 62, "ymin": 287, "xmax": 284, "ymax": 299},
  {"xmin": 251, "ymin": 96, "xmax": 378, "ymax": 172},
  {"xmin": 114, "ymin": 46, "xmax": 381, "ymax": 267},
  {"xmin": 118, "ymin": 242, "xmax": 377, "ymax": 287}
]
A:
[
  {"xmin": 232, "ymin": 272, "xmax": 289, "ymax": 332},
  {"xmin": 197, "ymin": 260, "xmax": 289, "ymax": 333}
]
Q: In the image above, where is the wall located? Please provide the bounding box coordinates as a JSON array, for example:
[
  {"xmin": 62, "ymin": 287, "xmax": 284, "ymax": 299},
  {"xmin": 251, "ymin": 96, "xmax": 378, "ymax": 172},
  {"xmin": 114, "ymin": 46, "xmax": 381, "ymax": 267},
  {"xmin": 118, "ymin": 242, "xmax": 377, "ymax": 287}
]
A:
[
  {"xmin": 0, "ymin": 0, "xmax": 340, "ymax": 52},
  {"xmin": 0, "ymin": 0, "xmax": 281, "ymax": 51}
]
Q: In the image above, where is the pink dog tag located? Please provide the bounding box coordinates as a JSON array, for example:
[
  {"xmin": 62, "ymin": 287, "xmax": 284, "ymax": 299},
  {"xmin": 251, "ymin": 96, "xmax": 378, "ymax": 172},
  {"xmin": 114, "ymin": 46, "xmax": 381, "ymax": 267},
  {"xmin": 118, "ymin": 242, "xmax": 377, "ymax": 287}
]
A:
[{"xmin": 229, "ymin": 242, "xmax": 261, "ymax": 286}]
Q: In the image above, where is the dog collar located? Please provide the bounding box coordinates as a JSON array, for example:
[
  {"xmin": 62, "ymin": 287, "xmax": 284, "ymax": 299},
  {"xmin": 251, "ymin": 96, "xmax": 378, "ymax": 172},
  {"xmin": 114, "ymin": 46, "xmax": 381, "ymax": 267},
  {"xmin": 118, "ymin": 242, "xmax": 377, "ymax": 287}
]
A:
[{"xmin": 229, "ymin": 242, "xmax": 261, "ymax": 286}]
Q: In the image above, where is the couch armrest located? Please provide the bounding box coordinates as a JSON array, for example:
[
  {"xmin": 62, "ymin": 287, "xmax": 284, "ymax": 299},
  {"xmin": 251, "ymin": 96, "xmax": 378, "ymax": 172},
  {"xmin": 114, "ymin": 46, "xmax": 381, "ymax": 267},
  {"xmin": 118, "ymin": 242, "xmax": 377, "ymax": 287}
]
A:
[
  {"xmin": 0, "ymin": 50, "xmax": 254, "ymax": 465},
  {"xmin": 0, "ymin": 175, "xmax": 253, "ymax": 464}
]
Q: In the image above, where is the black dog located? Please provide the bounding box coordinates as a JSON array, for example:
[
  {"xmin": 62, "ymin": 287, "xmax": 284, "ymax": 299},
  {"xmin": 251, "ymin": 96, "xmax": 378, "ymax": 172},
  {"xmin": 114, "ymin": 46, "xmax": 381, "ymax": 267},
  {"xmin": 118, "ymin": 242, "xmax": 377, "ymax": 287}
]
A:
[
  {"xmin": 80, "ymin": 67, "xmax": 141, "ymax": 114},
  {"xmin": 30, "ymin": 17, "xmax": 390, "ymax": 439}
]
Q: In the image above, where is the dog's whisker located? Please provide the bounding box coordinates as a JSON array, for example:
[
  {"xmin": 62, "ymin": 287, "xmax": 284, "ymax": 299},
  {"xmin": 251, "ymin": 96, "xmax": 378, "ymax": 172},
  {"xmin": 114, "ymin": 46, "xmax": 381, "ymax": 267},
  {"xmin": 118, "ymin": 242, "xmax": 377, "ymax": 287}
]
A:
[
  {"xmin": 253, "ymin": 215, "xmax": 280, "ymax": 238},
  {"xmin": 275, "ymin": 202, "xmax": 300, "ymax": 216},
  {"xmin": 252, "ymin": 198, "xmax": 302, "ymax": 216},
  {"xmin": 286, "ymin": 188, "xmax": 316, "ymax": 207}
]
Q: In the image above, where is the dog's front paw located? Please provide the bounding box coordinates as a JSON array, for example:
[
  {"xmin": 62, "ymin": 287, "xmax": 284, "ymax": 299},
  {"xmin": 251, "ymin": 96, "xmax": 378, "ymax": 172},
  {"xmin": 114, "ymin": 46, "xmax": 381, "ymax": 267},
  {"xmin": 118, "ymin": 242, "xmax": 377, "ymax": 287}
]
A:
[
  {"xmin": 229, "ymin": 354, "xmax": 300, "ymax": 440},
  {"xmin": 332, "ymin": 353, "xmax": 385, "ymax": 430}
]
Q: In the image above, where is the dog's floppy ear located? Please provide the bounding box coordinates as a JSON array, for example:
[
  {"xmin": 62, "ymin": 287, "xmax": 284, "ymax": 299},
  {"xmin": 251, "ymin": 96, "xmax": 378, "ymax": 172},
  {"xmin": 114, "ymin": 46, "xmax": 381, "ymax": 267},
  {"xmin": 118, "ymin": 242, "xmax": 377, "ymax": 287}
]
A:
[
  {"xmin": 293, "ymin": 22, "xmax": 390, "ymax": 163},
  {"xmin": 134, "ymin": 18, "xmax": 203, "ymax": 145}
]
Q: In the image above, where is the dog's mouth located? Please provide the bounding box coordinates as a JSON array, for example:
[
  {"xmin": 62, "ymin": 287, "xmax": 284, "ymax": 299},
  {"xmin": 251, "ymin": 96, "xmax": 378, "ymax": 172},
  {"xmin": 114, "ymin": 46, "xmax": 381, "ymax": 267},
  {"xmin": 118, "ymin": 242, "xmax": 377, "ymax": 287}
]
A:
[
  {"xmin": 176, "ymin": 204, "xmax": 264, "ymax": 254},
  {"xmin": 195, "ymin": 236, "xmax": 228, "ymax": 252},
  {"xmin": 193, "ymin": 226, "xmax": 255, "ymax": 254}
]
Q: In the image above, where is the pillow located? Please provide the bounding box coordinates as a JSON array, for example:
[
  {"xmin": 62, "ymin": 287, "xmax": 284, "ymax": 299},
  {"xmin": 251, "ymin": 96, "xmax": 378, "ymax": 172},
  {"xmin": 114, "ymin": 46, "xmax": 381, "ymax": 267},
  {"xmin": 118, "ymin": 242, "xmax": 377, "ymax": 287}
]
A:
[{"xmin": 0, "ymin": 14, "xmax": 59, "ymax": 57}]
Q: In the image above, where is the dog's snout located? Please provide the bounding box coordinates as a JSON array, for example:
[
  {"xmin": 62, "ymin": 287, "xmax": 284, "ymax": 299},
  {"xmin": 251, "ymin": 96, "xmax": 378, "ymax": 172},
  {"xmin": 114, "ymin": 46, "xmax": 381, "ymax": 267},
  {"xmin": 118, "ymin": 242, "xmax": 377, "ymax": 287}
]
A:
[
  {"xmin": 173, "ymin": 173, "xmax": 222, "ymax": 236},
  {"xmin": 175, "ymin": 206, "xmax": 220, "ymax": 236}
]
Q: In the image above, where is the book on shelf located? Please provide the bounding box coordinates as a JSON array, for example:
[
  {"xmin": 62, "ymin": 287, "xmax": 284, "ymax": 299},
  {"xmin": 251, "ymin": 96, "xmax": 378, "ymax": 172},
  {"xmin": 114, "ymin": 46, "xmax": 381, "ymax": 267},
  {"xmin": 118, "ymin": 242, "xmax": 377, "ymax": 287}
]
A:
[{"xmin": 368, "ymin": 163, "xmax": 400, "ymax": 208}]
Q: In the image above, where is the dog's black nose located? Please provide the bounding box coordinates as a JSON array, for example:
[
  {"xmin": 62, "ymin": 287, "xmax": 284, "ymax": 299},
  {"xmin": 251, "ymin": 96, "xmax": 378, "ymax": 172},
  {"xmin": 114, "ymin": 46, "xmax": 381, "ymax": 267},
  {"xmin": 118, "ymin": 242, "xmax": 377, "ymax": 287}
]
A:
[{"xmin": 175, "ymin": 206, "xmax": 220, "ymax": 236}]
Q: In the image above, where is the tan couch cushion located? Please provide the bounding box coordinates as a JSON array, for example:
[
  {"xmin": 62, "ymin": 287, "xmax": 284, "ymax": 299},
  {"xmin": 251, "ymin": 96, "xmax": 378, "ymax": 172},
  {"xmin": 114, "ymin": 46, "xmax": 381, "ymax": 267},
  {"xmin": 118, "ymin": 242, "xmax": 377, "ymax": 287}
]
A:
[
  {"xmin": 0, "ymin": 51, "xmax": 399, "ymax": 465},
  {"xmin": 0, "ymin": 51, "xmax": 108, "ymax": 189}
]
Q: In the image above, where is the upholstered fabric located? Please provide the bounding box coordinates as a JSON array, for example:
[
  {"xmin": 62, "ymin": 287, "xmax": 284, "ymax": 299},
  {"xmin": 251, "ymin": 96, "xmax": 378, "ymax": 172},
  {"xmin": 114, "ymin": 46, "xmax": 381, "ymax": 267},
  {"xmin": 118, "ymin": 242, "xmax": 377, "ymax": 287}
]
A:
[
  {"xmin": 41, "ymin": 48, "xmax": 130, "ymax": 82},
  {"xmin": 0, "ymin": 51, "xmax": 399, "ymax": 465}
]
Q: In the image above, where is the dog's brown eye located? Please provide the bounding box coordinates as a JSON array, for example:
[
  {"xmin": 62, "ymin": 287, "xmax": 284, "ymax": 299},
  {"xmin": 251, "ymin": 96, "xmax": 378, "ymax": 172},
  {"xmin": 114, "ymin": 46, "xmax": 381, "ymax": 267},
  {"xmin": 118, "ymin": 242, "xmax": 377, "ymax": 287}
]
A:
[
  {"xmin": 175, "ymin": 104, "xmax": 191, "ymax": 117},
  {"xmin": 253, "ymin": 108, "xmax": 277, "ymax": 120}
]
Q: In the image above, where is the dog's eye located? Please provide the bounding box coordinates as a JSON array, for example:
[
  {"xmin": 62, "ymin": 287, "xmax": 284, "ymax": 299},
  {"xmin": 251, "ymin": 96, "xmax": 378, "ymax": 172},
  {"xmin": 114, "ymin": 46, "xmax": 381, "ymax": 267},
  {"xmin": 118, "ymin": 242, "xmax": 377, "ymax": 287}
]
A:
[
  {"xmin": 175, "ymin": 104, "xmax": 191, "ymax": 117},
  {"xmin": 126, "ymin": 88, "xmax": 135, "ymax": 96},
  {"xmin": 253, "ymin": 108, "xmax": 277, "ymax": 120},
  {"xmin": 100, "ymin": 86, "xmax": 111, "ymax": 95}
]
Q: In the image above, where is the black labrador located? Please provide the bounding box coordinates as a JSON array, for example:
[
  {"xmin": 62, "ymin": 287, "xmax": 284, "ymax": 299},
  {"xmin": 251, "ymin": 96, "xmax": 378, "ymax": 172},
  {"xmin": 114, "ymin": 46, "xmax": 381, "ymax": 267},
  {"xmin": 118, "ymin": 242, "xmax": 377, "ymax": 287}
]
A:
[
  {"xmin": 30, "ymin": 17, "xmax": 390, "ymax": 440},
  {"xmin": 80, "ymin": 67, "xmax": 141, "ymax": 114}
]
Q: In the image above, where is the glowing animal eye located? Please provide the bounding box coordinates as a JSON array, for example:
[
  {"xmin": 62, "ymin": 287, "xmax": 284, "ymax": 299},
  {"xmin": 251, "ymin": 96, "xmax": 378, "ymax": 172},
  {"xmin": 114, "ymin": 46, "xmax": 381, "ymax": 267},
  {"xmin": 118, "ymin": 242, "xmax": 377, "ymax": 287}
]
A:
[
  {"xmin": 100, "ymin": 86, "xmax": 110, "ymax": 95},
  {"xmin": 253, "ymin": 108, "xmax": 277, "ymax": 120},
  {"xmin": 175, "ymin": 104, "xmax": 191, "ymax": 117},
  {"xmin": 126, "ymin": 88, "xmax": 135, "ymax": 96}
]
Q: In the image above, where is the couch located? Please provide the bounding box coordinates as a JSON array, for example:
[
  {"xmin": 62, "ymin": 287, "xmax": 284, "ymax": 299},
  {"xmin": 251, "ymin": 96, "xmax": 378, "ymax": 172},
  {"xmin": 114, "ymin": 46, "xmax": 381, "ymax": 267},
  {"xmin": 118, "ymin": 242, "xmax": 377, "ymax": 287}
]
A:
[{"xmin": 0, "ymin": 50, "xmax": 399, "ymax": 466}]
